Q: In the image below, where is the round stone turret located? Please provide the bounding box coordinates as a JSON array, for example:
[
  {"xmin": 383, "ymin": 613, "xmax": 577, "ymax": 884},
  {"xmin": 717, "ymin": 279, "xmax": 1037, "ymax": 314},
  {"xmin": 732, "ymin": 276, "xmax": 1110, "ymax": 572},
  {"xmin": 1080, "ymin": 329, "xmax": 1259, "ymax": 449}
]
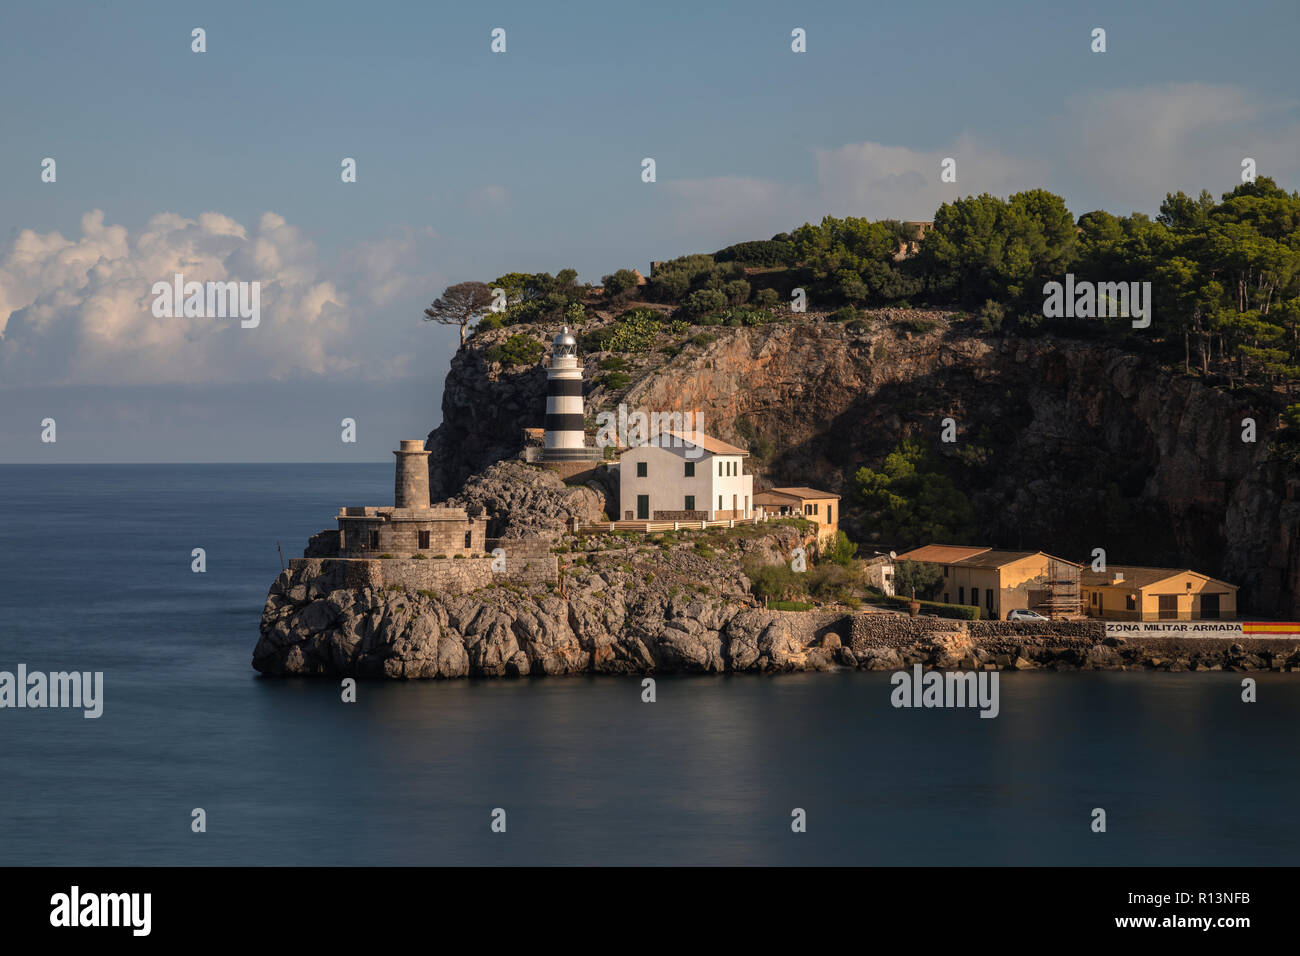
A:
[{"xmin": 394, "ymin": 439, "xmax": 431, "ymax": 510}]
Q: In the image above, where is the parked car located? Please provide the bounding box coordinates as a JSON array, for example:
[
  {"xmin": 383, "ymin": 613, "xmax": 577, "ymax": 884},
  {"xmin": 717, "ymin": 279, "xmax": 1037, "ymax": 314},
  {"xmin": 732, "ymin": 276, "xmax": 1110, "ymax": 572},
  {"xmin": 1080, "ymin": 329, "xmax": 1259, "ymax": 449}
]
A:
[{"xmin": 1007, "ymin": 608, "xmax": 1049, "ymax": 622}]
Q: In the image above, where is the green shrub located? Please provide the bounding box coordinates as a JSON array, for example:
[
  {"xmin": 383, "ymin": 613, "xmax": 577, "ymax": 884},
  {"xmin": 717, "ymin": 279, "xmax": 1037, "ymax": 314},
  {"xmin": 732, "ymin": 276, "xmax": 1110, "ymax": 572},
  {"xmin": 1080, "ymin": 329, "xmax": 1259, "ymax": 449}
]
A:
[
  {"xmin": 722, "ymin": 307, "xmax": 776, "ymax": 326},
  {"xmin": 691, "ymin": 332, "xmax": 716, "ymax": 347},
  {"xmin": 685, "ymin": 288, "xmax": 728, "ymax": 318},
  {"xmin": 830, "ymin": 306, "xmax": 859, "ymax": 323},
  {"xmin": 411, "ymin": 553, "xmax": 427, "ymax": 560},
  {"xmin": 599, "ymin": 311, "xmax": 661, "ymax": 353},
  {"xmin": 745, "ymin": 560, "xmax": 803, "ymax": 603},
  {"xmin": 896, "ymin": 315, "xmax": 939, "ymax": 333},
  {"xmin": 598, "ymin": 356, "xmax": 628, "ymax": 371},
  {"xmin": 713, "ymin": 239, "xmax": 795, "ymax": 267},
  {"xmin": 819, "ymin": 531, "xmax": 858, "ymax": 566},
  {"xmin": 723, "ymin": 279, "xmax": 751, "ymax": 305},
  {"xmin": 600, "ymin": 371, "xmax": 631, "ymax": 390},
  {"xmin": 876, "ymin": 593, "xmax": 980, "ymax": 620},
  {"xmin": 486, "ymin": 333, "xmax": 545, "ymax": 366},
  {"xmin": 602, "ymin": 269, "xmax": 641, "ymax": 300},
  {"xmin": 378, "ymin": 553, "xmax": 394, "ymax": 559},
  {"xmin": 977, "ymin": 299, "xmax": 1005, "ymax": 331},
  {"xmin": 475, "ymin": 314, "xmax": 503, "ymax": 334}
]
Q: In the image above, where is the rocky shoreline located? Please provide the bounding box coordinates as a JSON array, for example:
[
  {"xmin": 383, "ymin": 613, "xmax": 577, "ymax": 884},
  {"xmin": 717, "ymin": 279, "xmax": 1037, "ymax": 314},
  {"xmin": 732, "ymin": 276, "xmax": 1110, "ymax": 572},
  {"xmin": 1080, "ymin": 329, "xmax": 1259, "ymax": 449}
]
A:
[{"xmin": 254, "ymin": 558, "xmax": 1300, "ymax": 678}]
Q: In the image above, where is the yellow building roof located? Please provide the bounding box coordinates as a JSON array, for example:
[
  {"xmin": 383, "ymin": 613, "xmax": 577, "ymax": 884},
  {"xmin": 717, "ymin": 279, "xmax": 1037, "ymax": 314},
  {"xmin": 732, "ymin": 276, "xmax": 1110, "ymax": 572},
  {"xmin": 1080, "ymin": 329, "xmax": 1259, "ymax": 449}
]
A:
[
  {"xmin": 766, "ymin": 486, "xmax": 840, "ymax": 501},
  {"xmin": 1080, "ymin": 566, "xmax": 1238, "ymax": 591},
  {"xmin": 895, "ymin": 544, "xmax": 991, "ymax": 564}
]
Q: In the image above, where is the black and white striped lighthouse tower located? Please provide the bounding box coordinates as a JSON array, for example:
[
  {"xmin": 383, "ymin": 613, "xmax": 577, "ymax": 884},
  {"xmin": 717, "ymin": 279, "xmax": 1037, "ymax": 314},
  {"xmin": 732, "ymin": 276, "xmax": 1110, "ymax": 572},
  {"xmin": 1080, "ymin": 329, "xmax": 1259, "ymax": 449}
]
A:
[{"xmin": 541, "ymin": 326, "xmax": 587, "ymax": 460}]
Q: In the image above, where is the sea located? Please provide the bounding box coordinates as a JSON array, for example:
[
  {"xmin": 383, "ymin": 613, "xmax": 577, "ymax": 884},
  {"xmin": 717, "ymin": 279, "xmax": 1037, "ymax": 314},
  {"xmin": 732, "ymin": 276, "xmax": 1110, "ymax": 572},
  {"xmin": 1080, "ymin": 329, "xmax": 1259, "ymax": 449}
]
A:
[{"xmin": 0, "ymin": 463, "xmax": 1296, "ymax": 866}]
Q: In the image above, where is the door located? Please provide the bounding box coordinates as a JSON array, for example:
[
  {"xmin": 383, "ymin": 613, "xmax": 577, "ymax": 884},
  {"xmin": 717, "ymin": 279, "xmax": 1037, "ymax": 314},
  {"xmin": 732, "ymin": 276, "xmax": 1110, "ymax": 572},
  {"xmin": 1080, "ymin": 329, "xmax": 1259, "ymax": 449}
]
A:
[
  {"xmin": 1158, "ymin": 594, "xmax": 1177, "ymax": 620},
  {"xmin": 636, "ymin": 495, "xmax": 649, "ymax": 520},
  {"xmin": 1200, "ymin": 593, "xmax": 1220, "ymax": 619}
]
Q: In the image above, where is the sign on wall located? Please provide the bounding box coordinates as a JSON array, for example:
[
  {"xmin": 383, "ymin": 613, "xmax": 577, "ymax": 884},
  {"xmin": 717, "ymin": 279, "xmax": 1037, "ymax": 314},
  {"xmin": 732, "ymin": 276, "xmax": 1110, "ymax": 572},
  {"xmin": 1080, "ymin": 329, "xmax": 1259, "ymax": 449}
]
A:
[{"xmin": 1104, "ymin": 622, "xmax": 1244, "ymax": 638}]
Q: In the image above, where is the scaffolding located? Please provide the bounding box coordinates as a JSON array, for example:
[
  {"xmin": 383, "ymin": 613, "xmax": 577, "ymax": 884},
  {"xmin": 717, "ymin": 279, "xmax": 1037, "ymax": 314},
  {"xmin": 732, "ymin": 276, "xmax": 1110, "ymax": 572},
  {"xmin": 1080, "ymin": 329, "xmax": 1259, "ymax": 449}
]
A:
[{"xmin": 1036, "ymin": 558, "xmax": 1083, "ymax": 618}]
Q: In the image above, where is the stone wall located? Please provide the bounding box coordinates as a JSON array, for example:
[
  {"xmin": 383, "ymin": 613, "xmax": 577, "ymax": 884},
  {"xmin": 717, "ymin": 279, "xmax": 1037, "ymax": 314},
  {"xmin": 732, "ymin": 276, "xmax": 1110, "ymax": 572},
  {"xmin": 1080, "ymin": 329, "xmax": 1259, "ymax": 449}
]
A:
[
  {"xmin": 337, "ymin": 511, "xmax": 486, "ymax": 558},
  {"xmin": 847, "ymin": 612, "xmax": 1300, "ymax": 671},
  {"xmin": 288, "ymin": 556, "xmax": 494, "ymax": 595},
  {"xmin": 849, "ymin": 615, "xmax": 956, "ymax": 652},
  {"xmin": 489, "ymin": 535, "xmax": 558, "ymax": 584}
]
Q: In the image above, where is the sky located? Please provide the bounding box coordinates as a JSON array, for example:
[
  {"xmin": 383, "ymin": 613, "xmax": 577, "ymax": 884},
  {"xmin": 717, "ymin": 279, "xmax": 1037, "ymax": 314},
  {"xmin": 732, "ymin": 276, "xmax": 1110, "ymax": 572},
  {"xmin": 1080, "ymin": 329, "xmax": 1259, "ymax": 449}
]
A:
[{"xmin": 1, "ymin": 0, "xmax": 1297, "ymax": 461}]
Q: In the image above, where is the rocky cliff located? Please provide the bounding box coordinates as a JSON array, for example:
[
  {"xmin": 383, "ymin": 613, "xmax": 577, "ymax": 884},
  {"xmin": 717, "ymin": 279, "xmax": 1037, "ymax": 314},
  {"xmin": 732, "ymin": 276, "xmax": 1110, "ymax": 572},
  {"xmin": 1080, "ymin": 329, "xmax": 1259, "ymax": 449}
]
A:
[
  {"xmin": 253, "ymin": 520, "xmax": 838, "ymax": 677},
  {"xmin": 427, "ymin": 313, "xmax": 1299, "ymax": 616}
]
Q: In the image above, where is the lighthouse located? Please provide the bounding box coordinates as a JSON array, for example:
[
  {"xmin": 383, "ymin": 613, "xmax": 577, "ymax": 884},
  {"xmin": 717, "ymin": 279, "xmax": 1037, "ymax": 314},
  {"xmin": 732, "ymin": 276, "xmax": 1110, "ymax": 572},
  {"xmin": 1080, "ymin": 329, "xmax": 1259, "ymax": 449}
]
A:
[{"xmin": 540, "ymin": 326, "xmax": 589, "ymax": 460}]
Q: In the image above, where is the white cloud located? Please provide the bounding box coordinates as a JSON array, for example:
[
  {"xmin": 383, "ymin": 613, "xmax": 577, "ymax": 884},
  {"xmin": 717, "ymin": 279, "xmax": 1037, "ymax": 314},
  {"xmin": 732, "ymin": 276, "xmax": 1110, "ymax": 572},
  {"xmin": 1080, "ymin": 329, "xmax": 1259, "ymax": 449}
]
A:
[
  {"xmin": 656, "ymin": 83, "xmax": 1299, "ymax": 246},
  {"xmin": 660, "ymin": 135, "xmax": 1042, "ymax": 246},
  {"xmin": 813, "ymin": 135, "xmax": 1043, "ymax": 219},
  {"xmin": 0, "ymin": 210, "xmax": 438, "ymax": 387},
  {"xmin": 1061, "ymin": 83, "xmax": 1300, "ymax": 209}
]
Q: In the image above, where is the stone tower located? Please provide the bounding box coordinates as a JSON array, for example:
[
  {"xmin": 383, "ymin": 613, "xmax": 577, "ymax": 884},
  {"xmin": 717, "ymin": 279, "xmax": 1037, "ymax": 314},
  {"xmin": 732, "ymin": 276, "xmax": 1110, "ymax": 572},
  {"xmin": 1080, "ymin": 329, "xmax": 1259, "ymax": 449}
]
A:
[
  {"xmin": 393, "ymin": 439, "xmax": 431, "ymax": 509},
  {"xmin": 542, "ymin": 326, "xmax": 585, "ymax": 459}
]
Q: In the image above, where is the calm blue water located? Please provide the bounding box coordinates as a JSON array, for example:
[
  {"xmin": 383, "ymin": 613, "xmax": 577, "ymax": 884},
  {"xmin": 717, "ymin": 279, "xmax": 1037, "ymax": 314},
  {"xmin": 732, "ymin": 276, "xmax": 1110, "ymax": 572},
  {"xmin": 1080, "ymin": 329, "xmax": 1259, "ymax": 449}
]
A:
[{"xmin": 0, "ymin": 464, "xmax": 1295, "ymax": 866}]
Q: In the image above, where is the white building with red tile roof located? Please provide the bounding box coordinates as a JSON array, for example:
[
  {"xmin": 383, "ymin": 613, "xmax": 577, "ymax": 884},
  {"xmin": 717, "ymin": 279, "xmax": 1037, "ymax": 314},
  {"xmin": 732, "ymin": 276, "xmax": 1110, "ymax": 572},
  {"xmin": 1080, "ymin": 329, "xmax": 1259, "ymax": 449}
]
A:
[{"xmin": 617, "ymin": 430, "xmax": 753, "ymax": 520}]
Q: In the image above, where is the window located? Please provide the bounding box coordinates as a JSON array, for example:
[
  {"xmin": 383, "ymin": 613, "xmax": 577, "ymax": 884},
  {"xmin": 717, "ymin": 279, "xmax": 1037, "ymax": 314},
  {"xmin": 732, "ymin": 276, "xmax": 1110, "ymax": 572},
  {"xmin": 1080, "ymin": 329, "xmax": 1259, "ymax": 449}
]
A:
[
  {"xmin": 1158, "ymin": 594, "xmax": 1177, "ymax": 620},
  {"xmin": 744, "ymin": 495, "xmax": 748, "ymax": 512},
  {"xmin": 685, "ymin": 495, "xmax": 695, "ymax": 511},
  {"xmin": 943, "ymin": 566, "xmax": 950, "ymax": 578},
  {"xmin": 718, "ymin": 460, "xmax": 723, "ymax": 477},
  {"xmin": 684, "ymin": 461, "xmax": 694, "ymax": 477},
  {"xmin": 369, "ymin": 530, "xmax": 379, "ymax": 549},
  {"xmin": 958, "ymin": 587, "xmax": 965, "ymax": 604},
  {"xmin": 1126, "ymin": 594, "xmax": 1137, "ymax": 611},
  {"xmin": 418, "ymin": 531, "xmax": 430, "ymax": 550},
  {"xmin": 718, "ymin": 495, "xmax": 723, "ymax": 511},
  {"xmin": 971, "ymin": 587, "xmax": 979, "ymax": 607},
  {"xmin": 827, "ymin": 504, "xmax": 833, "ymax": 525},
  {"xmin": 1091, "ymin": 592, "xmax": 1098, "ymax": 605},
  {"xmin": 986, "ymin": 590, "xmax": 994, "ymax": 612},
  {"xmin": 464, "ymin": 531, "xmax": 472, "ymax": 549},
  {"xmin": 636, "ymin": 461, "xmax": 647, "ymax": 478}
]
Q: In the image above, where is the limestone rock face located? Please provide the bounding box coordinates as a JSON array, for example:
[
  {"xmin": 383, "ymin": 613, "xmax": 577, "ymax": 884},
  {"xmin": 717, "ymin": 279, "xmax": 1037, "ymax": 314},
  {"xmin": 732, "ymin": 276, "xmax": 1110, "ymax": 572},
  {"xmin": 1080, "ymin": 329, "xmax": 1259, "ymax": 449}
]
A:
[
  {"xmin": 444, "ymin": 460, "xmax": 606, "ymax": 541},
  {"xmin": 253, "ymin": 502, "xmax": 834, "ymax": 678},
  {"xmin": 253, "ymin": 557, "xmax": 829, "ymax": 679},
  {"xmin": 427, "ymin": 316, "xmax": 1297, "ymax": 617}
]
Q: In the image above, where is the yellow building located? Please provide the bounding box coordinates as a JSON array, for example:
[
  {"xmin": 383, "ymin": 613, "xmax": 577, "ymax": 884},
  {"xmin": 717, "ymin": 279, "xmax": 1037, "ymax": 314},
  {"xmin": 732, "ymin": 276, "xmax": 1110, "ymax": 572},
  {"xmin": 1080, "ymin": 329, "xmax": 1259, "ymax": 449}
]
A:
[
  {"xmin": 753, "ymin": 487, "xmax": 840, "ymax": 542},
  {"xmin": 894, "ymin": 545, "xmax": 1082, "ymax": 619},
  {"xmin": 1081, "ymin": 567, "xmax": 1238, "ymax": 621}
]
